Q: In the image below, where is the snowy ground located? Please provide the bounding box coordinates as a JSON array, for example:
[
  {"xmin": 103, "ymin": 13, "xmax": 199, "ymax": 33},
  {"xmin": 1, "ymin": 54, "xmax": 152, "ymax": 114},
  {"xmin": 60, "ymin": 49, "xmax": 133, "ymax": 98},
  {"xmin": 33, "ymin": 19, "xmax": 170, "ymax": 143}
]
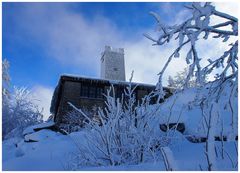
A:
[
  {"xmin": 2, "ymin": 82, "xmax": 237, "ymax": 171},
  {"xmin": 2, "ymin": 129, "xmax": 237, "ymax": 171}
]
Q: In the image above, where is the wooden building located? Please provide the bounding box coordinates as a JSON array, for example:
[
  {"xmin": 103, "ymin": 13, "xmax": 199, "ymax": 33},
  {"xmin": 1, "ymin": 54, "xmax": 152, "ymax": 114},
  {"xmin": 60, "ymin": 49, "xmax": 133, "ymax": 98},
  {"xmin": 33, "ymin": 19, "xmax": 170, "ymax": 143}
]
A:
[{"xmin": 50, "ymin": 75, "xmax": 172, "ymax": 126}]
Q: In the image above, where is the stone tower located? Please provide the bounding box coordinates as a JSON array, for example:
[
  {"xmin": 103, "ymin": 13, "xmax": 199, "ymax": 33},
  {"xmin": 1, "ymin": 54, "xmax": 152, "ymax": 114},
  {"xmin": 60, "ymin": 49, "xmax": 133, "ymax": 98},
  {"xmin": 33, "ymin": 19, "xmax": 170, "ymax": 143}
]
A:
[{"xmin": 100, "ymin": 46, "xmax": 126, "ymax": 81}]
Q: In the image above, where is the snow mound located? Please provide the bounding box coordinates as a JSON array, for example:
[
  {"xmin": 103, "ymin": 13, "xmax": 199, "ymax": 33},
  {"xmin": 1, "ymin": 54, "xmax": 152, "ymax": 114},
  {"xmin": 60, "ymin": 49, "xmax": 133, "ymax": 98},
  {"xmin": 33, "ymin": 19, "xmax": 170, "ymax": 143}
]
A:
[
  {"xmin": 23, "ymin": 121, "xmax": 55, "ymax": 136},
  {"xmin": 24, "ymin": 129, "xmax": 58, "ymax": 142},
  {"xmin": 152, "ymin": 81, "xmax": 237, "ymax": 138}
]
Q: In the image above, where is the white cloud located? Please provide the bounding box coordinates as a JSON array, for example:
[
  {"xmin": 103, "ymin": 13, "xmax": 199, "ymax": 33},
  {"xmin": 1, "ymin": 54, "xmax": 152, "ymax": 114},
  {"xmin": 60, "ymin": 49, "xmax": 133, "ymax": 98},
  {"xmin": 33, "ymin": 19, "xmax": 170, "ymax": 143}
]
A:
[
  {"xmin": 32, "ymin": 85, "xmax": 53, "ymax": 121},
  {"xmin": 213, "ymin": 2, "xmax": 239, "ymax": 17},
  {"xmin": 16, "ymin": 3, "xmax": 124, "ymax": 75},
  {"xmin": 124, "ymin": 37, "xmax": 188, "ymax": 85}
]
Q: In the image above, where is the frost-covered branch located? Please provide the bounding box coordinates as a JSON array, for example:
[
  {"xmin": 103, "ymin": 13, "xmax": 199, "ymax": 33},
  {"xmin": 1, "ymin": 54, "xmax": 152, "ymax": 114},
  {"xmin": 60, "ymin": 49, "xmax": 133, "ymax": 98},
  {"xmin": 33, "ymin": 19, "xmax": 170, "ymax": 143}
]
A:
[
  {"xmin": 146, "ymin": 2, "xmax": 238, "ymax": 171},
  {"xmin": 160, "ymin": 146, "xmax": 178, "ymax": 171},
  {"xmin": 145, "ymin": 2, "xmax": 238, "ymax": 95},
  {"xmin": 68, "ymin": 102, "xmax": 92, "ymax": 123},
  {"xmin": 204, "ymin": 103, "xmax": 218, "ymax": 171}
]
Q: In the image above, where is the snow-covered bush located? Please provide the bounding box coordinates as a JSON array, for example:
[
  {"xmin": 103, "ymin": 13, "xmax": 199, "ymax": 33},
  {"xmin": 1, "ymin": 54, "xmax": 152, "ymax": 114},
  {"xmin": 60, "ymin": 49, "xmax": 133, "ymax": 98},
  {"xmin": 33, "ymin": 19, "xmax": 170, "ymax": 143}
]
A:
[
  {"xmin": 3, "ymin": 87, "xmax": 43, "ymax": 140},
  {"xmin": 66, "ymin": 76, "xmax": 169, "ymax": 169},
  {"xmin": 2, "ymin": 59, "xmax": 11, "ymax": 102},
  {"xmin": 2, "ymin": 59, "xmax": 11, "ymax": 139},
  {"xmin": 59, "ymin": 110, "xmax": 86, "ymax": 133},
  {"xmin": 2, "ymin": 59, "xmax": 44, "ymax": 139},
  {"xmin": 145, "ymin": 2, "xmax": 238, "ymax": 170},
  {"xmin": 167, "ymin": 68, "xmax": 207, "ymax": 89},
  {"xmin": 59, "ymin": 106, "xmax": 99, "ymax": 134}
]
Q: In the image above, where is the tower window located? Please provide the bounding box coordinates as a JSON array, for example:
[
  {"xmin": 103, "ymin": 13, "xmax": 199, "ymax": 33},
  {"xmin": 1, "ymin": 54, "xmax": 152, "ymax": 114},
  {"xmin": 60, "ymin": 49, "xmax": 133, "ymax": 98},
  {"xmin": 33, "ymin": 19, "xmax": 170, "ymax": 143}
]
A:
[
  {"xmin": 101, "ymin": 57, "xmax": 104, "ymax": 62},
  {"xmin": 113, "ymin": 68, "xmax": 118, "ymax": 71}
]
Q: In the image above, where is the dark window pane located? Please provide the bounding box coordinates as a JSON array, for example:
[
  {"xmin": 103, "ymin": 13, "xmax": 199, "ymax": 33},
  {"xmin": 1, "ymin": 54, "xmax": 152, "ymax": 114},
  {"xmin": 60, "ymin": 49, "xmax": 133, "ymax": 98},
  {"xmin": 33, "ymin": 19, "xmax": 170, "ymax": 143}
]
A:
[
  {"xmin": 96, "ymin": 87, "xmax": 103, "ymax": 99},
  {"xmin": 89, "ymin": 86, "xmax": 96, "ymax": 98},
  {"xmin": 81, "ymin": 85, "xmax": 88, "ymax": 97}
]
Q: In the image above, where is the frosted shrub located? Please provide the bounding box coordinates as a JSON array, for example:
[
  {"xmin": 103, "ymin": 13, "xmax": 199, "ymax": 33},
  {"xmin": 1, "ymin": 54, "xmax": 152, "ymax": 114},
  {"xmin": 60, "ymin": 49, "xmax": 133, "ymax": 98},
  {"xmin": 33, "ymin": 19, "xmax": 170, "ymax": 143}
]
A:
[
  {"xmin": 3, "ymin": 87, "xmax": 43, "ymax": 140},
  {"xmin": 67, "ymin": 80, "xmax": 167, "ymax": 168},
  {"xmin": 167, "ymin": 68, "xmax": 207, "ymax": 89},
  {"xmin": 59, "ymin": 110, "xmax": 86, "ymax": 133},
  {"xmin": 145, "ymin": 2, "xmax": 238, "ymax": 170}
]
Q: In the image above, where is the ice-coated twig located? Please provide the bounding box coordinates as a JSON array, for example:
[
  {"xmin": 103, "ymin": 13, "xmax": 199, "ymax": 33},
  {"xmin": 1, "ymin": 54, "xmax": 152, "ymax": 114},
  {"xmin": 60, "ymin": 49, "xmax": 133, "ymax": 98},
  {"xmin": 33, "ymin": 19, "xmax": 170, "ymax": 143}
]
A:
[{"xmin": 160, "ymin": 146, "xmax": 178, "ymax": 171}]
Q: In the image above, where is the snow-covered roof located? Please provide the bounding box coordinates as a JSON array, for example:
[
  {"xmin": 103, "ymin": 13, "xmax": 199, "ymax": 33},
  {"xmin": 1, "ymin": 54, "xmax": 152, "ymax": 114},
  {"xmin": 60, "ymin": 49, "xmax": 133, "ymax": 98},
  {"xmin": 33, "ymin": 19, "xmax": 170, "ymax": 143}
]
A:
[{"xmin": 60, "ymin": 73, "xmax": 157, "ymax": 88}]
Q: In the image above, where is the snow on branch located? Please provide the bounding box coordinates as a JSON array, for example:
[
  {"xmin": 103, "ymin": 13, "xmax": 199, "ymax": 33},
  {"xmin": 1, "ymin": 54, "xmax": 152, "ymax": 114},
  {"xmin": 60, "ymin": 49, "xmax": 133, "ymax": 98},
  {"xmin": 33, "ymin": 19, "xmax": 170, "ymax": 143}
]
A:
[
  {"xmin": 145, "ymin": 2, "xmax": 238, "ymax": 170},
  {"xmin": 160, "ymin": 146, "xmax": 178, "ymax": 171},
  {"xmin": 145, "ymin": 2, "xmax": 238, "ymax": 94},
  {"xmin": 68, "ymin": 102, "xmax": 92, "ymax": 123}
]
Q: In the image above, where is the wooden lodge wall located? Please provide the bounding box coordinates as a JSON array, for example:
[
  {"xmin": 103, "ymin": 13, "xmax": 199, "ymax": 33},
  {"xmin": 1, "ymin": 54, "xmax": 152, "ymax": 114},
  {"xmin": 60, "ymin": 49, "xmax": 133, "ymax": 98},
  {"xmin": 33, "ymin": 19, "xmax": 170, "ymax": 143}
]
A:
[{"xmin": 53, "ymin": 77, "xmax": 159, "ymax": 124}]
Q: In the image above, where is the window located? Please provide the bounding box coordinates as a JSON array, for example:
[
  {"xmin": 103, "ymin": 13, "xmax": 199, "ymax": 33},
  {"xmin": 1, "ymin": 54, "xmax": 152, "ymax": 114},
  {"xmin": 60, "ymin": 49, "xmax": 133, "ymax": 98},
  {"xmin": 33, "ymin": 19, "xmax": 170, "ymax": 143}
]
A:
[
  {"xmin": 113, "ymin": 67, "xmax": 118, "ymax": 71},
  {"xmin": 96, "ymin": 87, "xmax": 103, "ymax": 99},
  {"xmin": 80, "ymin": 85, "xmax": 88, "ymax": 97},
  {"xmin": 89, "ymin": 86, "xmax": 96, "ymax": 98},
  {"xmin": 80, "ymin": 84, "xmax": 104, "ymax": 99}
]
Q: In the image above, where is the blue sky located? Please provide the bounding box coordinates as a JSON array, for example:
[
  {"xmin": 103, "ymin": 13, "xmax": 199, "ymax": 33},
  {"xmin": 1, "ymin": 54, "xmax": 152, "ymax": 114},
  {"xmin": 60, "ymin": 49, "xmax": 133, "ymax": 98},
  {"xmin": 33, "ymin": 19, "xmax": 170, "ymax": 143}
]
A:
[
  {"xmin": 2, "ymin": 2, "xmax": 238, "ymax": 119},
  {"xmin": 3, "ymin": 2, "xmax": 188, "ymax": 88}
]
